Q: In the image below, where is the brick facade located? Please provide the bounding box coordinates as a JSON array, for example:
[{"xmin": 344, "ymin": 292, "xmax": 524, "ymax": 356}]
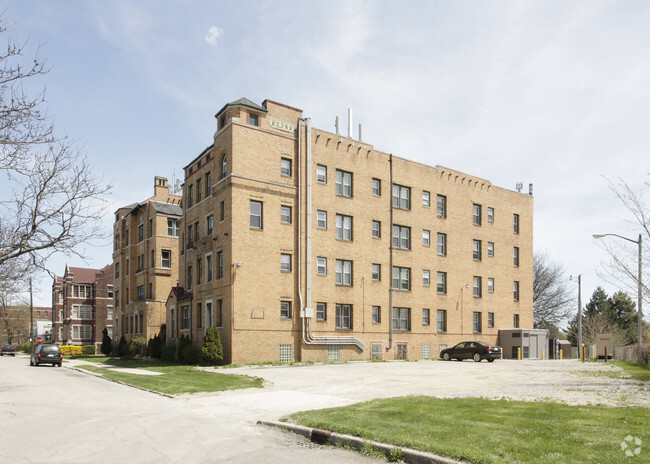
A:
[{"xmin": 167, "ymin": 98, "xmax": 534, "ymax": 364}]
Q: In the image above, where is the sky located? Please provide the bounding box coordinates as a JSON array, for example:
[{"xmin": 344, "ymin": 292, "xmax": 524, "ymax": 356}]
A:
[{"xmin": 3, "ymin": 0, "xmax": 649, "ymax": 324}]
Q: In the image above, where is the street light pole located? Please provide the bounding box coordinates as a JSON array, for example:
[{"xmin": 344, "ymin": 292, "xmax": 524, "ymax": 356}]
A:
[
  {"xmin": 593, "ymin": 233, "xmax": 644, "ymax": 365},
  {"xmin": 570, "ymin": 274, "xmax": 582, "ymax": 359}
]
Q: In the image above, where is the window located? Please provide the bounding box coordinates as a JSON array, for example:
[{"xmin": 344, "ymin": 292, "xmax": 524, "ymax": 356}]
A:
[
  {"xmin": 317, "ymin": 210, "xmax": 327, "ymax": 229},
  {"xmin": 392, "ymin": 266, "xmax": 411, "ymax": 291},
  {"xmin": 392, "ymin": 184, "xmax": 410, "ymax": 210},
  {"xmin": 281, "ymin": 253, "xmax": 292, "ymax": 272},
  {"xmin": 487, "ymin": 207, "xmax": 494, "ymax": 223},
  {"xmin": 514, "ymin": 247, "xmax": 520, "ymax": 267},
  {"xmin": 137, "ymin": 285, "xmax": 145, "ymax": 301},
  {"xmin": 72, "ymin": 325, "xmax": 92, "ymax": 340},
  {"xmin": 281, "ymin": 205, "xmax": 292, "ymax": 224},
  {"xmin": 372, "ymin": 306, "xmax": 381, "ymax": 323},
  {"xmin": 488, "ymin": 277, "xmax": 494, "ymax": 293},
  {"xmin": 423, "ymin": 269, "xmax": 430, "ymax": 286},
  {"xmin": 392, "ymin": 307, "xmax": 410, "ymax": 331},
  {"xmin": 216, "ymin": 299, "xmax": 223, "ymax": 327},
  {"xmin": 205, "ymin": 172, "xmax": 211, "ymax": 196},
  {"xmin": 437, "ymin": 233, "xmax": 447, "ymax": 255},
  {"xmin": 335, "ymin": 260, "xmax": 353, "ymax": 286},
  {"xmin": 187, "ymin": 266, "xmax": 192, "ymax": 290},
  {"xmin": 194, "ymin": 221, "xmax": 199, "ymax": 242},
  {"xmin": 487, "ymin": 242, "xmax": 494, "ymax": 257},
  {"xmin": 437, "ymin": 272, "xmax": 447, "ymax": 294},
  {"xmin": 437, "ymin": 310, "xmax": 447, "ymax": 332},
  {"xmin": 220, "ymin": 201, "xmax": 225, "ymax": 222},
  {"xmin": 115, "ymin": 290, "xmax": 119, "ymax": 307},
  {"xmin": 281, "ymin": 301, "xmax": 292, "ymax": 319},
  {"xmin": 249, "ymin": 113, "xmax": 259, "ymax": 126},
  {"xmin": 514, "ymin": 281, "xmax": 520, "ymax": 301},
  {"xmin": 488, "ymin": 312, "xmax": 494, "ymax": 328},
  {"xmin": 126, "ymin": 258, "xmax": 129, "ymax": 276},
  {"xmin": 473, "ymin": 276, "xmax": 482, "ymax": 298},
  {"xmin": 188, "ymin": 184, "xmax": 194, "ymax": 208},
  {"xmin": 196, "ymin": 179, "xmax": 202, "ymax": 203},
  {"xmin": 372, "ymin": 220, "xmax": 381, "ymax": 238},
  {"xmin": 205, "ymin": 301, "xmax": 213, "ymax": 328},
  {"xmin": 196, "ymin": 303, "xmax": 202, "ymax": 329},
  {"xmin": 316, "ymin": 257, "xmax": 327, "ymax": 275},
  {"xmin": 422, "ymin": 309, "xmax": 430, "ymax": 325},
  {"xmin": 437, "ymin": 195, "xmax": 447, "ymax": 218},
  {"xmin": 392, "ymin": 225, "xmax": 411, "ymax": 250},
  {"xmin": 221, "ymin": 154, "xmax": 227, "ymax": 179},
  {"xmin": 473, "ymin": 240, "xmax": 482, "ymax": 261},
  {"xmin": 219, "ymin": 115, "xmax": 226, "ymax": 129},
  {"xmin": 335, "ymin": 169, "xmax": 353, "ymax": 197},
  {"xmin": 206, "ymin": 214, "xmax": 214, "ymax": 235},
  {"xmin": 514, "ymin": 214, "xmax": 520, "ymax": 234},
  {"xmin": 336, "ymin": 304, "xmax": 352, "ymax": 329},
  {"xmin": 115, "ymin": 262, "xmax": 120, "ymax": 278},
  {"xmin": 181, "ymin": 306, "xmax": 190, "ymax": 330},
  {"xmin": 316, "ymin": 164, "xmax": 327, "ymax": 183},
  {"xmin": 73, "ymin": 285, "xmax": 92, "ymax": 299},
  {"xmin": 138, "ymin": 223, "xmax": 144, "ymax": 242},
  {"xmin": 148, "ymin": 218, "xmax": 153, "ymax": 238},
  {"xmin": 422, "ymin": 190, "xmax": 430, "ymax": 207},
  {"xmin": 513, "ymin": 314, "xmax": 520, "ymax": 328},
  {"xmin": 372, "ymin": 178, "xmax": 381, "ymax": 196},
  {"xmin": 72, "ymin": 305, "xmax": 92, "ymax": 320},
  {"xmin": 170, "ymin": 308, "xmax": 175, "ymax": 339},
  {"xmin": 473, "ymin": 312, "xmax": 482, "ymax": 333},
  {"xmin": 250, "ymin": 200, "xmax": 263, "ymax": 229},
  {"xmin": 335, "ymin": 214, "xmax": 353, "ymax": 241},
  {"xmin": 279, "ymin": 344, "xmax": 292, "ymax": 362},
  {"xmin": 217, "ymin": 251, "xmax": 223, "ymax": 279},
  {"xmin": 281, "ymin": 158, "xmax": 292, "ymax": 176},
  {"xmin": 206, "ymin": 254, "xmax": 213, "ymax": 282},
  {"xmin": 316, "ymin": 302, "xmax": 327, "ymax": 321},
  {"xmin": 108, "ymin": 286, "xmax": 114, "ymax": 299},
  {"xmin": 196, "ymin": 258, "xmax": 202, "ymax": 284},
  {"xmin": 372, "ymin": 263, "xmax": 381, "ymax": 281},
  {"xmin": 473, "ymin": 204, "xmax": 482, "ymax": 225},
  {"xmin": 423, "ymin": 230, "xmax": 430, "ymax": 246}
]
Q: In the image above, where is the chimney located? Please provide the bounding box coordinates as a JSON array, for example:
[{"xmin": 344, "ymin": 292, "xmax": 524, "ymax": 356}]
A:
[{"xmin": 154, "ymin": 176, "xmax": 169, "ymax": 197}]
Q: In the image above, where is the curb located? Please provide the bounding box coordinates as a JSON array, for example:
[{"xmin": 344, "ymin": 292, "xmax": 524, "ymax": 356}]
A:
[
  {"xmin": 257, "ymin": 420, "xmax": 466, "ymax": 464},
  {"xmin": 65, "ymin": 364, "xmax": 175, "ymax": 398}
]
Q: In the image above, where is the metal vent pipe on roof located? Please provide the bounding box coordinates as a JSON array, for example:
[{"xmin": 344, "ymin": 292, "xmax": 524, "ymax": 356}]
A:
[{"xmin": 348, "ymin": 108, "xmax": 352, "ymax": 138}]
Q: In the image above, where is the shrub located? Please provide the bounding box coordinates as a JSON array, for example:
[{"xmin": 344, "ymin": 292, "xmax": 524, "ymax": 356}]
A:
[
  {"xmin": 201, "ymin": 327, "xmax": 223, "ymax": 365},
  {"xmin": 83, "ymin": 345, "xmax": 96, "ymax": 355},
  {"xmin": 177, "ymin": 334, "xmax": 192, "ymax": 363},
  {"xmin": 118, "ymin": 335, "xmax": 128, "ymax": 357},
  {"xmin": 632, "ymin": 342, "xmax": 650, "ymax": 364},
  {"xmin": 162, "ymin": 342, "xmax": 178, "ymax": 362},
  {"xmin": 128, "ymin": 337, "xmax": 147, "ymax": 357},
  {"xmin": 100, "ymin": 327, "xmax": 112, "ymax": 355},
  {"xmin": 183, "ymin": 345, "xmax": 202, "ymax": 365},
  {"xmin": 60, "ymin": 345, "xmax": 84, "ymax": 356},
  {"xmin": 147, "ymin": 334, "xmax": 164, "ymax": 359}
]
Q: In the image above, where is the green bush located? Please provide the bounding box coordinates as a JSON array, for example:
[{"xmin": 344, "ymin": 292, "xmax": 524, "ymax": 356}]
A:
[
  {"xmin": 128, "ymin": 337, "xmax": 147, "ymax": 357},
  {"xmin": 201, "ymin": 327, "xmax": 223, "ymax": 365},
  {"xmin": 177, "ymin": 334, "xmax": 192, "ymax": 362},
  {"xmin": 100, "ymin": 327, "xmax": 112, "ymax": 355},
  {"xmin": 118, "ymin": 335, "xmax": 128, "ymax": 357},
  {"xmin": 183, "ymin": 345, "xmax": 202, "ymax": 365},
  {"xmin": 147, "ymin": 334, "xmax": 164, "ymax": 359},
  {"xmin": 83, "ymin": 345, "xmax": 96, "ymax": 355},
  {"xmin": 162, "ymin": 342, "xmax": 178, "ymax": 362}
]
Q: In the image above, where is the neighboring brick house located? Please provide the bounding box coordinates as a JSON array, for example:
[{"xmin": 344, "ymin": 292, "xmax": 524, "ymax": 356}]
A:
[
  {"xmin": 167, "ymin": 97, "xmax": 534, "ymax": 364},
  {"xmin": 33, "ymin": 306, "xmax": 53, "ymax": 340},
  {"xmin": 113, "ymin": 177, "xmax": 182, "ymax": 342},
  {"xmin": 51, "ymin": 264, "xmax": 113, "ymax": 350}
]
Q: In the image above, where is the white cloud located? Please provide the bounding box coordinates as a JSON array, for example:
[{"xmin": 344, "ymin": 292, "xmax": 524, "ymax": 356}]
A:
[{"xmin": 204, "ymin": 26, "xmax": 224, "ymax": 46}]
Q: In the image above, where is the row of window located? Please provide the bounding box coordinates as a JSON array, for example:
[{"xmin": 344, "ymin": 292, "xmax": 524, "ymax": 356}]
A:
[
  {"xmin": 118, "ymin": 218, "xmax": 179, "ymax": 250},
  {"xmin": 186, "ymin": 171, "xmax": 213, "ymax": 208},
  {"xmin": 186, "ymin": 251, "xmax": 224, "ymax": 290},
  {"xmin": 115, "ymin": 249, "xmax": 173, "ymax": 281},
  {"xmin": 170, "ymin": 299, "xmax": 225, "ymax": 339}
]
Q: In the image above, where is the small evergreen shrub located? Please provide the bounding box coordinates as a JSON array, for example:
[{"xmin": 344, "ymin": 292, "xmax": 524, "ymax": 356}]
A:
[
  {"xmin": 100, "ymin": 327, "xmax": 112, "ymax": 355},
  {"xmin": 83, "ymin": 345, "xmax": 96, "ymax": 355},
  {"xmin": 183, "ymin": 345, "xmax": 202, "ymax": 365},
  {"xmin": 201, "ymin": 327, "xmax": 223, "ymax": 365},
  {"xmin": 128, "ymin": 337, "xmax": 147, "ymax": 357},
  {"xmin": 147, "ymin": 334, "xmax": 164, "ymax": 359},
  {"xmin": 118, "ymin": 335, "xmax": 128, "ymax": 357},
  {"xmin": 177, "ymin": 334, "xmax": 192, "ymax": 363},
  {"xmin": 162, "ymin": 342, "xmax": 178, "ymax": 362}
]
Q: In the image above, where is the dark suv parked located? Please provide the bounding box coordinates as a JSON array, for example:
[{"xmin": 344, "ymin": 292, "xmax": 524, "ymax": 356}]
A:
[{"xmin": 30, "ymin": 344, "xmax": 63, "ymax": 367}]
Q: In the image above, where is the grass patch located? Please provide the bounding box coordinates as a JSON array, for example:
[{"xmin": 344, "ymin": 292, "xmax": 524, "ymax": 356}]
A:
[
  {"xmin": 76, "ymin": 358, "xmax": 263, "ymax": 394},
  {"xmin": 612, "ymin": 360, "xmax": 650, "ymax": 382},
  {"xmin": 287, "ymin": 397, "xmax": 649, "ymax": 464}
]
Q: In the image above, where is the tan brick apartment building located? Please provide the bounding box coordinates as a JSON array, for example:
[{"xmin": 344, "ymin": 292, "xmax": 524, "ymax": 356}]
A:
[
  {"xmin": 167, "ymin": 98, "xmax": 533, "ymax": 364},
  {"xmin": 51, "ymin": 264, "xmax": 113, "ymax": 350},
  {"xmin": 113, "ymin": 177, "xmax": 182, "ymax": 342}
]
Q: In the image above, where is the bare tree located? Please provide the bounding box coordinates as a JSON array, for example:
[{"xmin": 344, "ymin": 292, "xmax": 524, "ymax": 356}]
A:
[
  {"xmin": 596, "ymin": 177, "xmax": 650, "ymax": 308},
  {"xmin": 533, "ymin": 250, "xmax": 574, "ymax": 330},
  {"xmin": 0, "ymin": 16, "xmax": 110, "ymax": 275},
  {"xmin": 0, "ymin": 274, "xmax": 28, "ymax": 345}
]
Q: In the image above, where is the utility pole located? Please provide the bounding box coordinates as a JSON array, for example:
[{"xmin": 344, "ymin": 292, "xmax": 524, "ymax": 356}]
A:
[{"xmin": 29, "ymin": 277, "xmax": 34, "ymax": 353}]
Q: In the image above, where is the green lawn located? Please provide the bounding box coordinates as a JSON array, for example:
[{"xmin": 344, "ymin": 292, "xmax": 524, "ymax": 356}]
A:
[
  {"xmin": 287, "ymin": 397, "xmax": 649, "ymax": 464},
  {"xmin": 75, "ymin": 358, "xmax": 263, "ymax": 394},
  {"xmin": 613, "ymin": 360, "xmax": 650, "ymax": 381}
]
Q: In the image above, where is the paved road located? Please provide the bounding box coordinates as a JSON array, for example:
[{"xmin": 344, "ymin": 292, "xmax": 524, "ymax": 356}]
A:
[{"xmin": 0, "ymin": 354, "xmax": 378, "ymax": 464}]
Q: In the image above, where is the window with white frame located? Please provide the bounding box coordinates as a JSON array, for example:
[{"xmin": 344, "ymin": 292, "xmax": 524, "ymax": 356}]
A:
[
  {"xmin": 281, "ymin": 301, "xmax": 292, "ymax": 319},
  {"xmin": 473, "ymin": 276, "xmax": 482, "ymax": 298},
  {"xmin": 487, "ymin": 242, "xmax": 494, "ymax": 257},
  {"xmin": 372, "ymin": 178, "xmax": 381, "ymax": 196},
  {"xmin": 423, "ymin": 230, "xmax": 430, "ymax": 246},
  {"xmin": 316, "ymin": 164, "xmax": 327, "ymax": 183},
  {"xmin": 392, "ymin": 307, "xmax": 410, "ymax": 331},
  {"xmin": 72, "ymin": 305, "xmax": 92, "ymax": 320},
  {"xmin": 422, "ymin": 308, "xmax": 430, "ymax": 325},
  {"xmin": 316, "ymin": 257, "xmax": 327, "ymax": 275},
  {"xmin": 392, "ymin": 224, "xmax": 410, "ymax": 250},
  {"xmin": 317, "ymin": 210, "xmax": 327, "ymax": 229},
  {"xmin": 281, "ymin": 205, "xmax": 292, "ymax": 224},
  {"xmin": 437, "ymin": 194, "xmax": 446, "ymax": 218},
  {"xmin": 73, "ymin": 285, "xmax": 92, "ymax": 299},
  {"xmin": 423, "ymin": 269, "xmax": 430, "ymax": 286},
  {"xmin": 488, "ymin": 277, "xmax": 494, "ymax": 293},
  {"xmin": 487, "ymin": 207, "xmax": 494, "ymax": 223},
  {"xmin": 372, "ymin": 306, "xmax": 380, "ymax": 323},
  {"xmin": 335, "ymin": 304, "xmax": 352, "ymax": 329},
  {"xmin": 372, "ymin": 263, "xmax": 381, "ymax": 281},
  {"xmin": 335, "ymin": 260, "xmax": 352, "ymax": 286},
  {"xmin": 107, "ymin": 306, "xmax": 113, "ymax": 320},
  {"xmin": 473, "ymin": 240, "xmax": 482, "ymax": 261},
  {"xmin": 72, "ymin": 325, "xmax": 92, "ymax": 339},
  {"xmin": 372, "ymin": 220, "xmax": 381, "ymax": 238},
  {"xmin": 488, "ymin": 312, "xmax": 495, "ymax": 327},
  {"xmin": 392, "ymin": 184, "xmax": 410, "ymax": 210},
  {"xmin": 316, "ymin": 302, "xmax": 327, "ymax": 321},
  {"xmin": 250, "ymin": 200, "xmax": 263, "ymax": 229},
  {"xmin": 335, "ymin": 169, "xmax": 353, "ymax": 197},
  {"xmin": 437, "ymin": 233, "xmax": 447, "ymax": 255},
  {"xmin": 437, "ymin": 271, "xmax": 447, "ymax": 294},
  {"xmin": 392, "ymin": 266, "xmax": 411, "ymax": 291},
  {"xmin": 437, "ymin": 310, "xmax": 447, "ymax": 332},
  {"xmin": 473, "ymin": 204, "xmax": 482, "ymax": 225},
  {"xmin": 422, "ymin": 191, "xmax": 430, "ymax": 207},
  {"xmin": 280, "ymin": 158, "xmax": 292, "ymax": 176},
  {"xmin": 473, "ymin": 312, "xmax": 482, "ymax": 332},
  {"xmin": 335, "ymin": 214, "xmax": 352, "ymax": 241},
  {"xmin": 280, "ymin": 253, "xmax": 292, "ymax": 272}
]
